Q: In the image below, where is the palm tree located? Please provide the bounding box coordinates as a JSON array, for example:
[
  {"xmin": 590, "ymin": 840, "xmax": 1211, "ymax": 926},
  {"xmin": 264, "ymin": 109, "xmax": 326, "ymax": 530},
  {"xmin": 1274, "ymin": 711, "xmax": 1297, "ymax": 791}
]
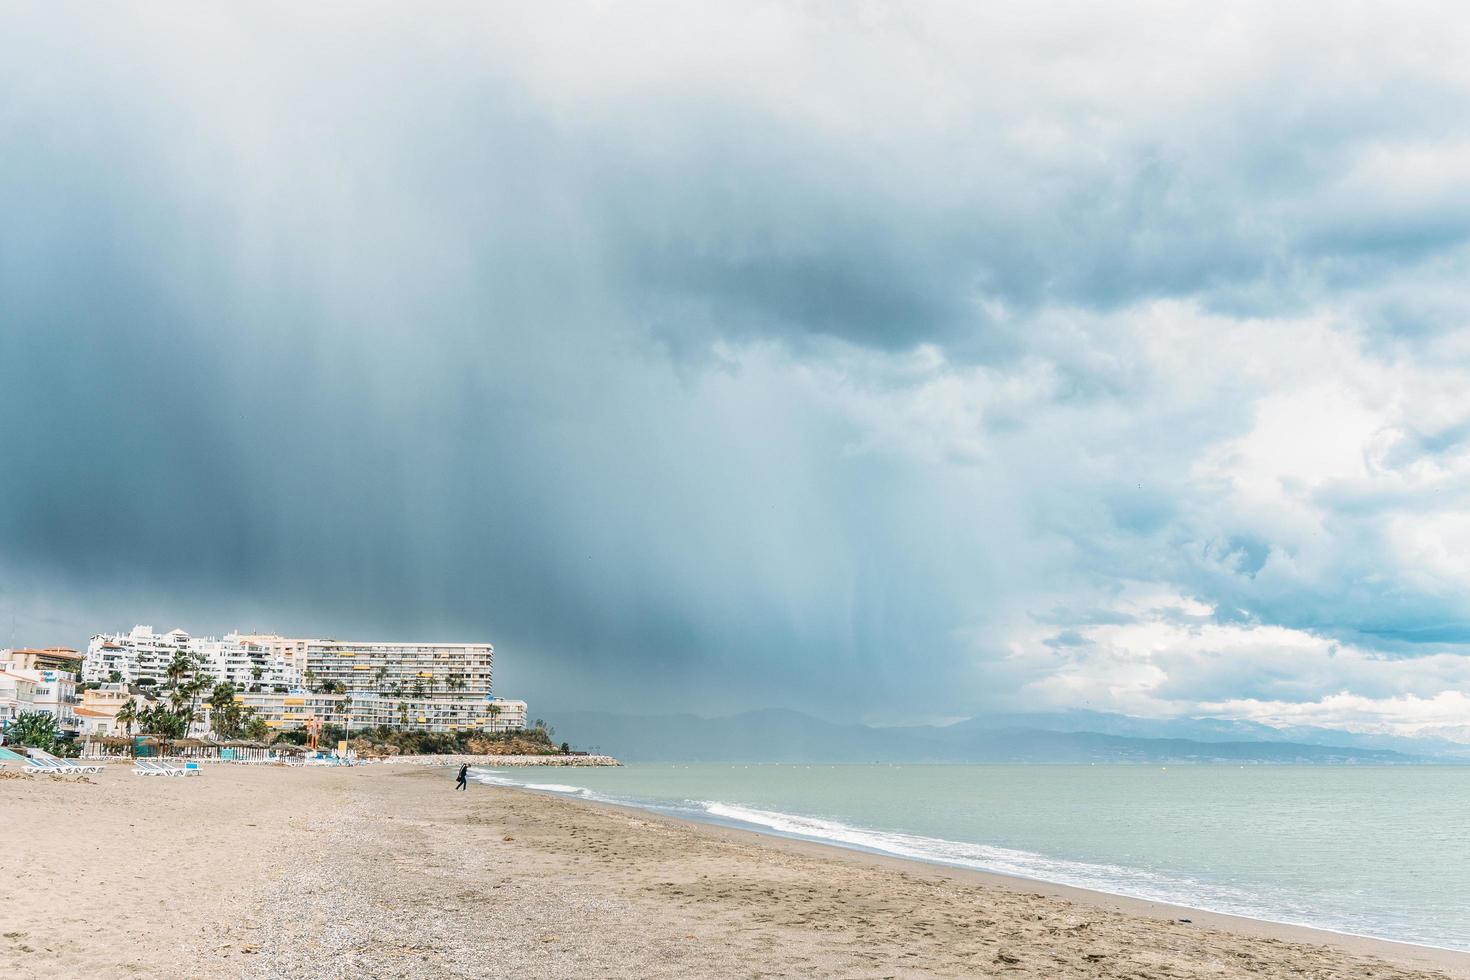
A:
[
  {"xmin": 116, "ymin": 700, "xmax": 138, "ymax": 739},
  {"xmin": 208, "ymin": 682, "xmax": 241, "ymax": 738},
  {"xmin": 487, "ymin": 703, "xmax": 502, "ymax": 731},
  {"xmin": 165, "ymin": 651, "xmax": 192, "ymax": 689},
  {"xmin": 183, "ymin": 676, "xmax": 210, "ymax": 735}
]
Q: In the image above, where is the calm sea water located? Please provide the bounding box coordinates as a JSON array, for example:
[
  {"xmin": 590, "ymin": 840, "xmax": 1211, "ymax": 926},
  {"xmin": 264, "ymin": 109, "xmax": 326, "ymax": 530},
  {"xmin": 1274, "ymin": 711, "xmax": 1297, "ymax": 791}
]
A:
[{"xmin": 470, "ymin": 763, "xmax": 1470, "ymax": 951}]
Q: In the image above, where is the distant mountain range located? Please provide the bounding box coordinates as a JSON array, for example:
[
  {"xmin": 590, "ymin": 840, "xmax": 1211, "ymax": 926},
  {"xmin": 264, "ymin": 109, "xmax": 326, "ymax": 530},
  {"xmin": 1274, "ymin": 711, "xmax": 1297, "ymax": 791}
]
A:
[{"xmin": 549, "ymin": 707, "xmax": 1467, "ymax": 764}]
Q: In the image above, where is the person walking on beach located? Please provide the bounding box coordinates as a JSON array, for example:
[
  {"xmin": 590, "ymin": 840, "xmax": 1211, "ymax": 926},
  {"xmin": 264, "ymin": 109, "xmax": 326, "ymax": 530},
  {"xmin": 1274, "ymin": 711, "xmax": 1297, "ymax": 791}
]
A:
[{"xmin": 455, "ymin": 763, "xmax": 469, "ymax": 791}]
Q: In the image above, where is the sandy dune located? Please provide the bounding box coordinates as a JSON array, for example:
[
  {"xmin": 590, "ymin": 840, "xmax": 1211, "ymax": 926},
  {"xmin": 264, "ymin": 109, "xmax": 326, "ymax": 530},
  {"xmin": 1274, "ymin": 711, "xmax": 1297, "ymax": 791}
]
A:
[{"xmin": 2, "ymin": 764, "xmax": 1465, "ymax": 978}]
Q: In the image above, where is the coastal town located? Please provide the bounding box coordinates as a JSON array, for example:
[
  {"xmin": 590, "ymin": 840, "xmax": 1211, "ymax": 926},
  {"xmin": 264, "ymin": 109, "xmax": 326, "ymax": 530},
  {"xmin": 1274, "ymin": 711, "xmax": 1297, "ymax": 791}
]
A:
[{"xmin": 0, "ymin": 625, "xmax": 575, "ymax": 762}]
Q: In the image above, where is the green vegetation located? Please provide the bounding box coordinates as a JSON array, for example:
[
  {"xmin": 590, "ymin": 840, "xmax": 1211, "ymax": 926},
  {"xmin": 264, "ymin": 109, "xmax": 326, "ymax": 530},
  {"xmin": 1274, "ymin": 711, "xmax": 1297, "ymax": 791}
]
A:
[
  {"xmin": 6, "ymin": 711, "xmax": 78, "ymax": 755},
  {"xmin": 265, "ymin": 723, "xmax": 560, "ymax": 757},
  {"xmin": 207, "ymin": 682, "xmax": 255, "ymax": 739},
  {"xmin": 114, "ymin": 654, "xmax": 265, "ymax": 751},
  {"xmin": 115, "ymin": 699, "xmax": 138, "ymax": 737}
]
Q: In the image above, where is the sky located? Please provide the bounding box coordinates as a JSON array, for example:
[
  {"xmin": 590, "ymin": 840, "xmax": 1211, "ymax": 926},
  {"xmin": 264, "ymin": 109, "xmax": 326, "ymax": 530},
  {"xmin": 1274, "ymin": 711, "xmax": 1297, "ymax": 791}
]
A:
[{"xmin": 4, "ymin": 3, "xmax": 1470, "ymax": 739}]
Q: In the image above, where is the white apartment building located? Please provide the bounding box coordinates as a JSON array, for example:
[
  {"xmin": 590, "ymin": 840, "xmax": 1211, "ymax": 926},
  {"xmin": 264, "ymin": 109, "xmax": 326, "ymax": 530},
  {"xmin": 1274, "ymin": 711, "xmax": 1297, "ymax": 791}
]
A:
[
  {"xmin": 0, "ymin": 669, "xmax": 37, "ymax": 733},
  {"xmin": 18, "ymin": 668, "xmax": 80, "ymax": 733},
  {"xmin": 82, "ymin": 626, "xmax": 521, "ymax": 735},
  {"xmin": 1, "ymin": 649, "xmax": 82, "ymax": 734},
  {"xmin": 203, "ymin": 634, "xmax": 301, "ymax": 690},
  {"xmin": 83, "ymin": 626, "xmax": 194, "ymax": 686},
  {"xmin": 83, "ymin": 627, "xmax": 298, "ymax": 691},
  {"xmin": 301, "ymin": 640, "xmax": 493, "ymax": 698},
  {"xmin": 235, "ymin": 692, "xmax": 528, "ymax": 735}
]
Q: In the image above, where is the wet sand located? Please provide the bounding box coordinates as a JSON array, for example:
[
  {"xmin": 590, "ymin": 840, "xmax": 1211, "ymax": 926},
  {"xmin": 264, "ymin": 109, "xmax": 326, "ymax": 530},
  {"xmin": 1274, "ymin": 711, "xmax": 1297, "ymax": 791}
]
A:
[{"xmin": 2, "ymin": 763, "xmax": 1466, "ymax": 978}]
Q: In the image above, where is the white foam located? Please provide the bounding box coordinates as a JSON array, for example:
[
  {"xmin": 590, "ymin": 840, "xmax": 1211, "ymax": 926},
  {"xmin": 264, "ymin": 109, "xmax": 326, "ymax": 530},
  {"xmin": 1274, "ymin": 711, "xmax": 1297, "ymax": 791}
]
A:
[
  {"xmin": 467, "ymin": 771, "xmax": 591, "ymax": 795},
  {"xmin": 699, "ymin": 801, "xmax": 1197, "ymax": 897},
  {"xmin": 465, "ymin": 771, "xmax": 1469, "ymax": 952}
]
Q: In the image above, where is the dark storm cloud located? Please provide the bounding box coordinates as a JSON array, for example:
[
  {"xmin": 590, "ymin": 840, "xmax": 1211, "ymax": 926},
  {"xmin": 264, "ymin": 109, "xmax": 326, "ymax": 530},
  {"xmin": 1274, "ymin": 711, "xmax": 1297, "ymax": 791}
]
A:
[{"xmin": 5, "ymin": 3, "xmax": 1470, "ymax": 724}]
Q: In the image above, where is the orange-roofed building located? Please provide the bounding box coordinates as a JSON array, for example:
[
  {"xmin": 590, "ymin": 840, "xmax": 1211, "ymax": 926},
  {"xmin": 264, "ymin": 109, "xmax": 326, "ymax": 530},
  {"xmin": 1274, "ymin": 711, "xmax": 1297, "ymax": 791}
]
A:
[{"xmin": 4, "ymin": 647, "xmax": 83, "ymax": 674}]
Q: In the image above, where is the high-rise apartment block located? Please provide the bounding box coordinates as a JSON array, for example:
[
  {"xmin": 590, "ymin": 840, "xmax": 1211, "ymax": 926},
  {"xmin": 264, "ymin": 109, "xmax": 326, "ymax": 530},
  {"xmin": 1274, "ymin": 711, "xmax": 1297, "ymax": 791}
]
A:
[{"xmin": 81, "ymin": 626, "xmax": 524, "ymax": 734}]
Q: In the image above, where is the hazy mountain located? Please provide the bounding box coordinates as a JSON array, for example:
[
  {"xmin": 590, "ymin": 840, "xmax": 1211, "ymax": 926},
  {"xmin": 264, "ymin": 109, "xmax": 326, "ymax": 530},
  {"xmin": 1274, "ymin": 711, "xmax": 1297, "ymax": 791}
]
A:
[
  {"xmin": 552, "ymin": 708, "xmax": 1438, "ymax": 764},
  {"xmin": 949, "ymin": 710, "xmax": 1470, "ymax": 760}
]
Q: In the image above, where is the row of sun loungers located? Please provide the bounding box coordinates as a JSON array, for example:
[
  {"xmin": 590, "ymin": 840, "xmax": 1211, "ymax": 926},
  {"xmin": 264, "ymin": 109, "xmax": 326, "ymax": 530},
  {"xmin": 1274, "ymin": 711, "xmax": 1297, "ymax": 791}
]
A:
[
  {"xmin": 0, "ymin": 746, "xmax": 296, "ymax": 774},
  {"xmin": 133, "ymin": 759, "xmax": 202, "ymax": 776},
  {"xmin": 18, "ymin": 748, "xmax": 104, "ymax": 775}
]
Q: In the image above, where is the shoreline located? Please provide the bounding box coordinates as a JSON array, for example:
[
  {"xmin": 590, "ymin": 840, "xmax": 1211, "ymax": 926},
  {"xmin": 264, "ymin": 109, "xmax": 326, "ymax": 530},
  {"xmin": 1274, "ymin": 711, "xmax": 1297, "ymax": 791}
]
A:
[
  {"xmin": 521, "ymin": 783, "xmax": 1470, "ymax": 977},
  {"xmin": 6, "ymin": 764, "xmax": 1467, "ymax": 979}
]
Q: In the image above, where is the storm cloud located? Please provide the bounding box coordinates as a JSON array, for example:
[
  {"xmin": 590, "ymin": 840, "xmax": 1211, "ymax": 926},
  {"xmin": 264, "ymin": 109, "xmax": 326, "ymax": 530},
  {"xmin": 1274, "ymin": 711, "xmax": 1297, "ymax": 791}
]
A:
[{"xmin": 4, "ymin": 3, "xmax": 1470, "ymax": 732}]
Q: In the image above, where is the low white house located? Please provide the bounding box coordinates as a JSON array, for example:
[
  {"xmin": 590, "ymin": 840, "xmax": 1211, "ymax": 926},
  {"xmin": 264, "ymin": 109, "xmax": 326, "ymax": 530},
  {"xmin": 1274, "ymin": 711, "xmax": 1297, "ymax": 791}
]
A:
[{"xmin": 75, "ymin": 706, "xmax": 121, "ymax": 736}]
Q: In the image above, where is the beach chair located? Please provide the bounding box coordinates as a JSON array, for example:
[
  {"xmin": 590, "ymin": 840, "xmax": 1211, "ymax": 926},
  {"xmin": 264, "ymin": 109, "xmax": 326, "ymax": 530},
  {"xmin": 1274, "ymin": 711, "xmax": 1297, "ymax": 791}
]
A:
[
  {"xmin": 22, "ymin": 756, "xmax": 65, "ymax": 774},
  {"xmin": 133, "ymin": 759, "xmax": 194, "ymax": 777},
  {"xmin": 24, "ymin": 748, "xmax": 103, "ymax": 774}
]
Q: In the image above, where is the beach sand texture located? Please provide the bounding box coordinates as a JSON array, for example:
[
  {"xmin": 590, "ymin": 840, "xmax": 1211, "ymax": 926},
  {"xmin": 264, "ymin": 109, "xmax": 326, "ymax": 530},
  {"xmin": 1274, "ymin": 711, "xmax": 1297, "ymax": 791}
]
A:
[{"xmin": 2, "ymin": 764, "xmax": 1466, "ymax": 979}]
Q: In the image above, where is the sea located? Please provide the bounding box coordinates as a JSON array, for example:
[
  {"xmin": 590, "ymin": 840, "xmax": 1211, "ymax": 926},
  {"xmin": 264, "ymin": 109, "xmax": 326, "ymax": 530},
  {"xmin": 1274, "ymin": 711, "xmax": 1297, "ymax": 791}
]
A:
[{"xmin": 470, "ymin": 763, "xmax": 1470, "ymax": 952}]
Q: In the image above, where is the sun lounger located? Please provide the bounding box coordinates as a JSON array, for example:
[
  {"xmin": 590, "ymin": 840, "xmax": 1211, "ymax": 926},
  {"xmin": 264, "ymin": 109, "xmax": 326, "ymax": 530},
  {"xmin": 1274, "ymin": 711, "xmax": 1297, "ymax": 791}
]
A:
[
  {"xmin": 57, "ymin": 759, "xmax": 104, "ymax": 774},
  {"xmin": 133, "ymin": 759, "xmax": 197, "ymax": 776},
  {"xmin": 23, "ymin": 750, "xmax": 103, "ymax": 775},
  {"xmin": 22, "ymin": 756, "xmax": 64, "ymax": 774}
]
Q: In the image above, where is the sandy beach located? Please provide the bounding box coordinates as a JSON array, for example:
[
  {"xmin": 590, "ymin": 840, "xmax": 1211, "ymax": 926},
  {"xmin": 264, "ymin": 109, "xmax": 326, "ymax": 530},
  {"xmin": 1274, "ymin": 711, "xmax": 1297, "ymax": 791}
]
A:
[{"xmin": 2, "ymin": 763, "xmax": 1466, "ymax": 979}]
